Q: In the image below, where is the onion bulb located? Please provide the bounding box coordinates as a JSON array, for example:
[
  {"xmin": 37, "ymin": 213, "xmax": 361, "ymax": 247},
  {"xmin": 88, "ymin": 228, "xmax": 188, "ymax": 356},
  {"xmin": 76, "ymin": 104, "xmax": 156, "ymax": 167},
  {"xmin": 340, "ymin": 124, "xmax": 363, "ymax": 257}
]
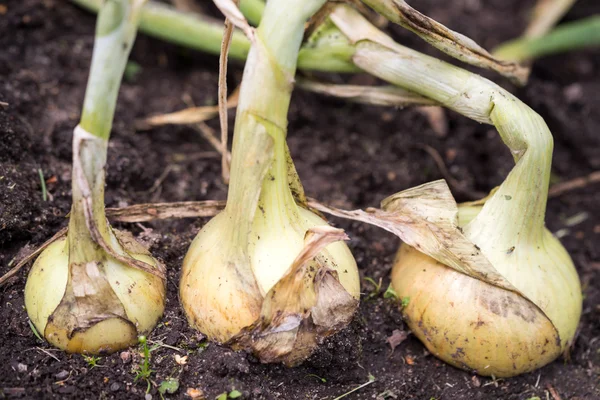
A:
[
  {"xmin": 24, "ymin": 0, "xmax": 166, "ymax": 355},
  {"xmin": 392, "ymin": 204, "xmax": 580, "ymax": 377},
  {"xmin": 25, "ymin": 230, "xmax": 165, "ymax": 354}
]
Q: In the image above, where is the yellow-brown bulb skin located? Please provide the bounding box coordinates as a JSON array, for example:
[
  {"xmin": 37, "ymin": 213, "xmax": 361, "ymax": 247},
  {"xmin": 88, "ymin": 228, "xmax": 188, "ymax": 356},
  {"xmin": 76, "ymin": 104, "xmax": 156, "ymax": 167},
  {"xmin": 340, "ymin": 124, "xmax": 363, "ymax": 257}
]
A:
[
  {"xmin": 25, "ymin": 232, "xmax": 165, "ymax": 355},
  {"xmin": 392, "ymin": 243, "xmax": 561, "ymax": 377}
]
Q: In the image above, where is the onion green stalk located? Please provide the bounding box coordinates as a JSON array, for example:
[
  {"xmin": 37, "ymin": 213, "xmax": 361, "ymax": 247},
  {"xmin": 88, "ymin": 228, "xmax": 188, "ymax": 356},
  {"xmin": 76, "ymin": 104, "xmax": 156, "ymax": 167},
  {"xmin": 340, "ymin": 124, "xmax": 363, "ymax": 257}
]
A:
[
  {"xmin": 239, "ymin": 0, "xmax": 264, "ymax": 26},
  {"xmin": 179, "ymin": 0, "xmax": 360, "ymax": 366},
  {"xmin": 24, "ymin": 0, "xmax": 166, "ymax": 355},
  {"xmin": 70, "ymin": 0, "xmax": 252, "ymax": 61},
  {"xmin": 70, "ymin": 0, "xmax": 524, "ymax": 78},
  {"xmin": 324, "ymin": 6, "xmax": 581, "ymax": 377},
  {"xmin": 494, "ymin": 16, "xmax": 600, "ymax": 62}
]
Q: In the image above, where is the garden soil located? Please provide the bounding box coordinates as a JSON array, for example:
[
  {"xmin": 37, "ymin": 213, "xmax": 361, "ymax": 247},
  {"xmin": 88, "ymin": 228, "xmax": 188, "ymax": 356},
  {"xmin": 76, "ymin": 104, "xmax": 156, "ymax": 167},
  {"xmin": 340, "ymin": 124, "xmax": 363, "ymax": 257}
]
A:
[{"xmin": 1, "ymin": 0, "xmax": 599, "ymax": 399}]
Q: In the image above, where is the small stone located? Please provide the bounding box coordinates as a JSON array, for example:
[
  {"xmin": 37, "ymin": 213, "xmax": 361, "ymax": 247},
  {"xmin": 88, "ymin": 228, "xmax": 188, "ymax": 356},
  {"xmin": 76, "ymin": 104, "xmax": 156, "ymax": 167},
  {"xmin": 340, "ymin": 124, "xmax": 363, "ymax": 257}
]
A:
[
  {"xmin": 145, "ymin": 394, "xmax": 153, "ymax": 400},
  {"xmin": 110, "ymin": 383, "xmax": 120, "ymax": 392},
  {"xmin": 185, "ymin": 388, "xmax": 205, "ymax": 399},
  {"xmin": 17, "ymin": 363, "xmax": 27, "ymax": 373},
  {"xmin": 120, "ymin": 351, "xmax": 131, "ymax": 364},
  {"xmin": 55, "ymin": 370, "xmax": 69, "ymax": 380}
]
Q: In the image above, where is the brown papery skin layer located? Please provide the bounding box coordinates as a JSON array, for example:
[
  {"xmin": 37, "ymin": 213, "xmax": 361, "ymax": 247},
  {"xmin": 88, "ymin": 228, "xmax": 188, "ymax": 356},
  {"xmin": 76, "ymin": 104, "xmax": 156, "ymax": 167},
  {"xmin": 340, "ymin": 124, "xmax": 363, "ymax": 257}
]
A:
[{"xmin": 391, "ymin": 244, "xmax": 561, "ymax": 377}]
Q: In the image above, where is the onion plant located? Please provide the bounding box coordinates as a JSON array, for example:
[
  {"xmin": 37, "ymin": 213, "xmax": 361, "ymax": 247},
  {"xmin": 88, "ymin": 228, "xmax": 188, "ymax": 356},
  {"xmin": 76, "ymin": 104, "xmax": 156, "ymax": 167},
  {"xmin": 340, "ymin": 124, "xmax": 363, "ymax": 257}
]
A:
[
  {"xmin": 24, "ymin": 0, "xmax": 166, "ymax": 355},
  {"xmin": 315, "ymin": 6, "xmax": 582, "ymax": 377},
  {"xmin": 179, "ymin": 0, "xmax": 360, "ymax": 366}
]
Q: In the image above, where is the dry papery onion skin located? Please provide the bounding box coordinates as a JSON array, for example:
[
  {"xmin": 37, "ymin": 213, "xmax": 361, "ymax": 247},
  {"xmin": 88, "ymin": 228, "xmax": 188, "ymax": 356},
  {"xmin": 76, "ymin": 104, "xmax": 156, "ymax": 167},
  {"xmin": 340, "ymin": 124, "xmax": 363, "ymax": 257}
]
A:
[
  {"xmin": 25, "ymin": 230, "xmax": 165, "ymax": 355},
  {"xmin": 392, "ymin": 205, "xmax": 581, "ymax": 377}
]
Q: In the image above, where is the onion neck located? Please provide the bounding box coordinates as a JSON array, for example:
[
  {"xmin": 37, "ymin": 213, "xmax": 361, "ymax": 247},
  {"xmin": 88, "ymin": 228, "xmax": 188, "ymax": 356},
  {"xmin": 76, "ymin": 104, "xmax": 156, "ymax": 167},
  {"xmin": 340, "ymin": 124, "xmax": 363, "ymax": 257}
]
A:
[
  {"xmin": 466, "ymin": 100, "xmax": 552, "ymax": 247},
  {"xmin": 224, "ymin": 0, "xmax": 327, "ymax": 242},
  {"xmin": 258, "ymin": 129, "xmax": 300, "ymax": 226},
  {"xmin": 69, "ymin": 0, "xmax": 146, "ymax": 264},
  {"xmin": 68, "ymin": 136, "xmax": 111, "ymax": 265}
]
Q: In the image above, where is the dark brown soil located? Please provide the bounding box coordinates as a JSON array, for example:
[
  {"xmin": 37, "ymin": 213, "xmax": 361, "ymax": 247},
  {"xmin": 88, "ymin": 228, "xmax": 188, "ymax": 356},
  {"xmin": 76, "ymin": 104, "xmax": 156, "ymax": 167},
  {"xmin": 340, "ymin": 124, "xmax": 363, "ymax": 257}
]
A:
[{"xmin": 1, "ymin": 0, "xmax": 599, "ymax": 399}]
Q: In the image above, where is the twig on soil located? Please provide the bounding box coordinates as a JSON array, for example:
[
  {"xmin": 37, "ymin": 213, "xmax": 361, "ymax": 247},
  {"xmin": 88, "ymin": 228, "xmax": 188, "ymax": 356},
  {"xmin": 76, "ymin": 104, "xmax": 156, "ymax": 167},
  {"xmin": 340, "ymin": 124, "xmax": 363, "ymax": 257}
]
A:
[
  {"xmin": 134, "ymin": 90, "xmax": 239, "ymax": 129},
  {"xmin": 296, "ymin": 79, "xmax": 437, "ymax": 107},
  {"xmin": 147, "ymin": 340, "xmax": 184, "ymax": 353},
  {"xmin": 548, "ymin": 171, "xmax": 600, "ymax": 198},
  {"xmin": 0, "ymin": 201, "xmax": 227, "ymax": 287},
  {"xmin": 547, "ymin": 384, "xmax": 563, "ymax": 400},
  {"xmin": 0, "ymin": 101, "xmax": 8, "ymax": 108},
  {"xmin": 34, "ymin": 347, "xmax": 60, "ymax": 362}
]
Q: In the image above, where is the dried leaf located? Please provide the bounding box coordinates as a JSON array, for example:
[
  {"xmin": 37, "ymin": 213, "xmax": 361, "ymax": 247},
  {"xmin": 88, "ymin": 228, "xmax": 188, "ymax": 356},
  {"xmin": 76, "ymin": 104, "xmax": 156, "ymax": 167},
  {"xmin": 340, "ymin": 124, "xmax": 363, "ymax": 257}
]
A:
[
  {"xmin": 229, "ymin": 226, "xmax": 358, "ymax": 366},
  {"xmin": 106, "ymin": 201, "xmax": 226, "ymax": 222},
  {"xmin": 356, "ymin": 1, "xmax": 528, "ymax": 85},
  {"xmin": 297, "ymin": 79, "xmax": 437, "ymax": 107},
  {"xmin": 136, "ymin": 90, "xmax": 239, "ymax": 129},
  {"xmin": 308, "ymin": 180, "xmax": 515, "ymax": 291}
]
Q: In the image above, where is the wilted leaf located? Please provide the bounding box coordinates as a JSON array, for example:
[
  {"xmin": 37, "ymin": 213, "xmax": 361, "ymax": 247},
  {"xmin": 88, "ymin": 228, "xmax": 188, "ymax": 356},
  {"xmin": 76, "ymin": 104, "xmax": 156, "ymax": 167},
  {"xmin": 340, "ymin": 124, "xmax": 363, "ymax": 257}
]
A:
[{"xmin": 229, "ymin": 226, "xmax": 358, "ymax": 366}]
